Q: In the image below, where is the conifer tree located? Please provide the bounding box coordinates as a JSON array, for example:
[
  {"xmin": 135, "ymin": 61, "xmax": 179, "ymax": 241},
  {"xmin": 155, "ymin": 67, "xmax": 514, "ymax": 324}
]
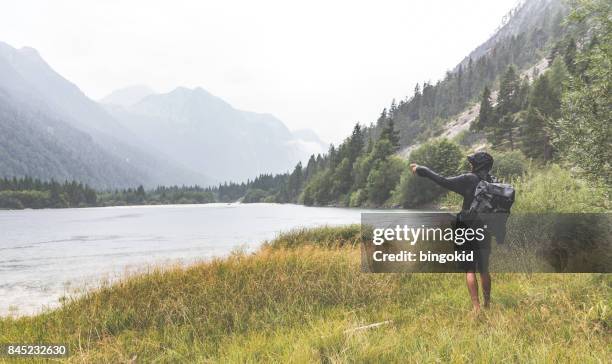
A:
[
  {"xmin": 474, "ymin": 86, "xmax": 493, "ymax": 130},
  {"xmin": 492, "ymin": 66, "xmax": 522, "ymax": 149},
  {"xmin": 521, "ymin": 74, "xmax": 557, "ymax": 159},
  {"xmin": 348, "ymin": 124, "xmax": 365, "ymax": 162},
  {"xmin": 380, "ymin": 118, "xmax": 400, "ymax": 151}
]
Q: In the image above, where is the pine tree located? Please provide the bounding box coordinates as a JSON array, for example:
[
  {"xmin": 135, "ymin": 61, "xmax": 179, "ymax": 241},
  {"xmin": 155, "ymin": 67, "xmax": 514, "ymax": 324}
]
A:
[
  {"xmin": 497, "ymin": 65, "xmax": 521, "ymax": 117},
  {"xmin": 521, "ymin": 74, "xmax": 557, "ymax": 160},
  {"xmin": 288, "ymin": 162, "xmax": 303, "ymax": 200},
  {"xmin": 410, "ymin": 83, "xmax": 422, "ymax": 120},
  {"xmin": 136, "ymin": 185, "xmax": 146, "ymax": 204},
  {"xmin": 493, "ymin": 66, "xmax": 522, "ymax": 149},
  {"xmin": 348, "ymin": 123, "xmax": 365, "ymax": 162},
  {"xmin": 474, "ymin": 86, "xmax": 493, "ymax": 130},
  {"xmin": 304, "ymin": 155, "xmax": 317, "ymax": 181},
  {"xmin": 376, "ymin": 108, "xmax": 388, "ymax": 129},
  {"xmin": 380, "ymin": 118, "xmax": 400, "ymax": 151},
  {"xmin": 563, "ymin": 37, "xmax": 577, "ymax": 74}
]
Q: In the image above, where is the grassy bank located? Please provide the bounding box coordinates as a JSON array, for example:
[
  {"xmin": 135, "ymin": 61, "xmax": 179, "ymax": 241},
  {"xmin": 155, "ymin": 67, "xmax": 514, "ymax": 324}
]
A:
[{"xmin": 1, "ymin": 225, "xmax": 610, "ymax": 363}]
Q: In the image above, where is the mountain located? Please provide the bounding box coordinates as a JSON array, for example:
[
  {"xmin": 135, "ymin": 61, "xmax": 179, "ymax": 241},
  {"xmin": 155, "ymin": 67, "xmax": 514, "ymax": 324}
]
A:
[
  {"xmin": 105, "ymin": 87, "xmax": 327, "ymax": 182},
  {"xmin": 0, "ymin": 42, "xmax": 212, "ymax": 188},
  {"xmin": 366, "ymin": 0, "xmax": 568, "ymax": 153},
  {"xmin": 0, "ymin": 43, "xmax": 142, "ymax": 187},
  {"xmin": 100, "ymin": 85, "xmax": 156, "ymax": 107}
]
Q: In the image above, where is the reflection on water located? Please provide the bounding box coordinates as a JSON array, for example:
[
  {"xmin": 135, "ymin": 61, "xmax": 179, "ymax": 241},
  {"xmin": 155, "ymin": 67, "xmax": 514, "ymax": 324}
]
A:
[{"xmin": 0, "ymin": 203, "xmax": 379, "ymax": 316}]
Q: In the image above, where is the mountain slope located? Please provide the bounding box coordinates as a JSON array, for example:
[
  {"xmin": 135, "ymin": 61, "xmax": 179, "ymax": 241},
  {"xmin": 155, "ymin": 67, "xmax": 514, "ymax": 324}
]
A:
[
  {"xmin": 0, "ymin": 42, "xmax": 210, "ymax": 188},
  {"xmin": 0, "ymin": 89, "xmax": 148, "ymax": 187},
  {"xmin": 106, "ymin": 87, "xmax": 326, "ymax": 182},
  {"xmin": 372, "ymin": 0, "xmax": 568, "ymax": 151},
  {"xmin": 400, "ymin": 56, "xmax": 550, "ymax": 157},
  {"xmin": 459, "ymin": 0, "xmax": 566, "ymax": 66}
]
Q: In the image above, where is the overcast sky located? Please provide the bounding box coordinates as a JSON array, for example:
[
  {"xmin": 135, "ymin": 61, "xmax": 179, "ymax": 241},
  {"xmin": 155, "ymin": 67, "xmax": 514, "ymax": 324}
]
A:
[{"xmin": 1, "ymin": 0, "xmax": 518, "ymax": 144}]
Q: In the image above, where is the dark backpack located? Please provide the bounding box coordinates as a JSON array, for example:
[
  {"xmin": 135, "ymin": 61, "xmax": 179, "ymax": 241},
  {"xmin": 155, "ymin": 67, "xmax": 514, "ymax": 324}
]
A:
[
  {"xmin": 466, "ymin": 178, "xmax": 515, "ymax": 244},
  {"xmin": 469, "ymin": 179, "xmax": 515, "ymax": 214}
]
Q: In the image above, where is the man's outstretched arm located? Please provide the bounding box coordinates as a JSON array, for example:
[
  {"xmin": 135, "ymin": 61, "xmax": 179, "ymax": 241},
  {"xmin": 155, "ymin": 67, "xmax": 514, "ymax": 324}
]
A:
[{"xmin": 410, "ymin": 163, "xmax": 472, "ymax": 196}]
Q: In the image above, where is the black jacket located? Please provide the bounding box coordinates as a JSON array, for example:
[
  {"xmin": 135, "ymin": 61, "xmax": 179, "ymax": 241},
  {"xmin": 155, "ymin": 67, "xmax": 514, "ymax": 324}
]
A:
[{"xmin": 415, "ymin": 166, "xmax": 488, "ymax": 211}]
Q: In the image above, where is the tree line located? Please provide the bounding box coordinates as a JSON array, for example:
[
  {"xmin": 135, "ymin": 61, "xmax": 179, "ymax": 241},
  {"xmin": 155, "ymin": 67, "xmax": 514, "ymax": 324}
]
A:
[
  {"xmin": 0, "ymin": 177, "xmax": 218, "ymax": 209},
  {"xmin": 0, "ymin": 177, "xmax": 97, "ymax": 209}
]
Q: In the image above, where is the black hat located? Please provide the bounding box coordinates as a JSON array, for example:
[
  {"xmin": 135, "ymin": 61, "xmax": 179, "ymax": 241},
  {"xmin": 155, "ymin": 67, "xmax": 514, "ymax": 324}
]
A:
[{"xmin": 467, "ymin": 151, "xmax": 493, "ymax": 172}]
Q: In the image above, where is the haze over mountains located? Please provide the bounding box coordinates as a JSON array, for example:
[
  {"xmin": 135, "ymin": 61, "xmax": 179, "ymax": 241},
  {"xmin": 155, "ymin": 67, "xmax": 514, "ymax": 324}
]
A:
[
  {"xmin": 99, "ymin": 85, "xmax": 157, "ymax": 107},
  {"xmin": 102, "ymin": 86, "xmax": 326, "ymax": 182},
  {"xmin": 0, "ymin": 43, "xmax": 326, "ymax": 188}
]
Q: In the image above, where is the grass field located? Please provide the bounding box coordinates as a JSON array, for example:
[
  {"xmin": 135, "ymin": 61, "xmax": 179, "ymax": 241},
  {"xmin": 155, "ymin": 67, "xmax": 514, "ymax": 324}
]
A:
[{"xmin": 1, "ymin": 225, "xmax": 610, "ymax": 363}]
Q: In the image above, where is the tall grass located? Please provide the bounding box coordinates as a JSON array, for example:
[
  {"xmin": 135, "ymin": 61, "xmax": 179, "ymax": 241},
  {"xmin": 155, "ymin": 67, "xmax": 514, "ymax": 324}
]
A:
[
  {"xmin": 1, "ymin": 226, "xmax": 610, "ymax": 362},
  {"xmin": 263, "ymin": 225, "xmax": 361, "ymax": 249}
]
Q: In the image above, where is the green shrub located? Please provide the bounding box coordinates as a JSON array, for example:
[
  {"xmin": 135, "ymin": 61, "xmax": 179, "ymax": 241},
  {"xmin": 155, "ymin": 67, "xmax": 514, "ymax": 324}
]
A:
[
  {"xmin": 366, "ymin": 157, "xmax": 404, "ymax": 206},
  {"xmin": 513, "ymin": 164, "xmax": 609, "ymax": 213},
  {"xmin": 438, "ymin": 190, "xmax": 463, "ymax": 211},
  {"xmin": 242, "ymin": 189, "xmax": 269, "ymax": 203},
  {"xmin": 300, "ymin": 170, "xmax": 333, "ymax": 206},
  {"xmin": 263, "ymin": 195, "xmax": 277, "ymax": 203},
  {"xmin": 0, "ymin": 194, "xmax": 24, "ymax": 209},
  {"xmin": 491, "ymin": 150, "xmax": 529, "ymax": 181},
  {"xmin": 0, "ymin": 190, "xmax": 50, "ymax": 209},
  {"xmin": 400, "ymin": 139, "xmax": 463, "ymax": 207},
  {"xmin": 348, "ymin": 189, "xmax": 367, "ymax": 207},
  {"xmin": 453, "ymin": 129, "xmax": 486, "ymax": 147}
]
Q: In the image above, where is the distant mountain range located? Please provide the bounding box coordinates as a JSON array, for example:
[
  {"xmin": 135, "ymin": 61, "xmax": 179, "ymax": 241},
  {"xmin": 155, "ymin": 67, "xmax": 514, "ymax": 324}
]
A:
[
  {"xmin": 0, "ymin": 43, "xmax": 326, "ymax": 188},
  {"xmin": 102, "ymin": 86, "xmax": 326, "ymax": 182}
]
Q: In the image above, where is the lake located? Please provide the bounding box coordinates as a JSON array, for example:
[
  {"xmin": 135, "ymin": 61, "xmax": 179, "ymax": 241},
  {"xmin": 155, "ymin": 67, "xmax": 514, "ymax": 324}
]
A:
[{"xmin": 0, "ymin": 203, "xmax": 381, "ymax": 316}]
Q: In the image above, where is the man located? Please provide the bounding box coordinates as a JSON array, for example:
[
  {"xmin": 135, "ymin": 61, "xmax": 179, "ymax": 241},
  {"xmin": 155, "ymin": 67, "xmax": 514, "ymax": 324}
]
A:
[{"xmin": 410, "ymin": 151, "xmax": 494, "ymax": 313}]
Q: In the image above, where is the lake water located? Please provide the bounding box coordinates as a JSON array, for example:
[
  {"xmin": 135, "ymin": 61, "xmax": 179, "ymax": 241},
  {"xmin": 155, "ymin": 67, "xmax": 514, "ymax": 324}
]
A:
[{"xmin": 0, "ymin": 203, "xmax": 379, "ymax": 316}]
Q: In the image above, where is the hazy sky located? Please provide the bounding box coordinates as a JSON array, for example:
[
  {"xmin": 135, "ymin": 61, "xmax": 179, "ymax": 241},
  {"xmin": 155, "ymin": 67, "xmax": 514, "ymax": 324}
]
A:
[{"xmin": 2, "ymin": 0, "xmax": 518, "ymax": 144}]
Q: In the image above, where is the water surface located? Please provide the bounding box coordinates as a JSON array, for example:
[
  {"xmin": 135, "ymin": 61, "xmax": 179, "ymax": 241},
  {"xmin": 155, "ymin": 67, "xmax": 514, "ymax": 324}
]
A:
[{"xmin": 0, "ymin": 203, "xmax": 378, "ymax": 316}]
